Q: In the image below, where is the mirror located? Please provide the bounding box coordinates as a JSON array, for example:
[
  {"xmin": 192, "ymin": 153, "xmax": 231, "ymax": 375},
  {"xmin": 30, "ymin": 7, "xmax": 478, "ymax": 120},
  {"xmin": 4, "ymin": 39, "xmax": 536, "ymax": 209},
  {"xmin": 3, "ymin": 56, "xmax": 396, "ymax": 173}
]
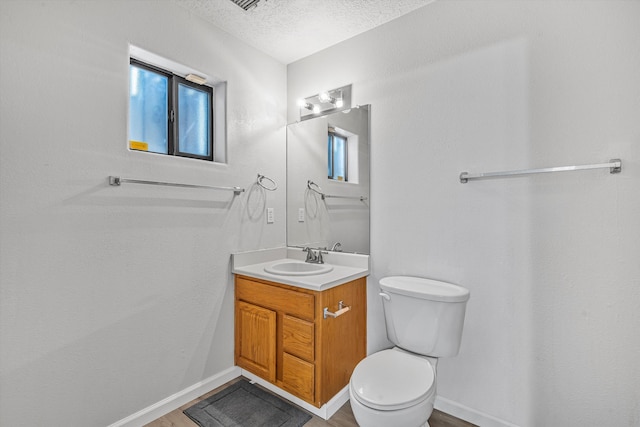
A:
[{"xmin": 286, "ymin": 105, "xmax": 370, "ymax": 254}]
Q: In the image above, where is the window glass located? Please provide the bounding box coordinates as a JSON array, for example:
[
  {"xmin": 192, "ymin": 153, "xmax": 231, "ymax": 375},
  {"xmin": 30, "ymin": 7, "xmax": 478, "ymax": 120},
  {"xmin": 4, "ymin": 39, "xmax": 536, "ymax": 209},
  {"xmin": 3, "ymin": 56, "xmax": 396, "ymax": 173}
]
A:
[
  {"xmin": 178, "ymin": 83, "xmax": 211, "ymax": 158},
  {"xmin": 128, "ymin": 56, "xmax": 216, "ymax": 162},
  {"xmin": 129, "ymin": 65, "xmax": 169, "ymax": 154},
  {"xmin": 328, "ymin": 132, "xmax": 347, "ymax": 181},
  {"xmin": 333, "ymin": 135, "xmax": 347, "ymax": 181}
]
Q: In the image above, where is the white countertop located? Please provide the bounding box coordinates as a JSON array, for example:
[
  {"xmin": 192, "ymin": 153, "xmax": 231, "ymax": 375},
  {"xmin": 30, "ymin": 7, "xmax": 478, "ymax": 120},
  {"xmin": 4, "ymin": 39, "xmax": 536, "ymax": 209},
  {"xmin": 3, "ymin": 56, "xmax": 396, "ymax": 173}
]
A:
[{"xmin": 232, "ymin": 247, "xmax": 370, "ymax": 291}]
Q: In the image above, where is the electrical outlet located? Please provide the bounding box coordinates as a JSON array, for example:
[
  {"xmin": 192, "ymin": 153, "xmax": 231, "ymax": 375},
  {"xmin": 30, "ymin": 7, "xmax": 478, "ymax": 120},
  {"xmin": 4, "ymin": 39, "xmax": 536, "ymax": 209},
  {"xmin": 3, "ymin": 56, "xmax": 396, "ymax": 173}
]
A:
[
  {"xmin": 298, "ymin": 208, "xmax": 305, "ymax": 222},
  {"xmin": 267, "ymin": 208, "xmax": 274, "ymax": 224}
]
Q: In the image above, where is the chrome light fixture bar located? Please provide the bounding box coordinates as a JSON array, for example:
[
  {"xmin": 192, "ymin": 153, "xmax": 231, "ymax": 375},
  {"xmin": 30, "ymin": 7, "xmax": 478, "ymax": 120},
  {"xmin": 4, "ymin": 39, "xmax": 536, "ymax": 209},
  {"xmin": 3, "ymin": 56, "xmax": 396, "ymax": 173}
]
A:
[
  {"xmin": 297, "ymin": 84, "xmax": 352, "ymax": 121},
  {"xmin": 318, "ymin": 91, "xmax": 344, "ymax": 107},
  {"xmin": 297, "ymin": 99, "xmax": 320, "ymax": 114}
]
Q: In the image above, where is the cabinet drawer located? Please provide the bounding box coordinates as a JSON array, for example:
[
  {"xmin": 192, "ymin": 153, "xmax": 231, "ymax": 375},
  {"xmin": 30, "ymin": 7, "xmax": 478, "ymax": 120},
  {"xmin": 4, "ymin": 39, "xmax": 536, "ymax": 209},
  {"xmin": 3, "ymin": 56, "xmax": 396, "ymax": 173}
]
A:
[
  {"xmin": 236, "ymin": 276, "xmax": 315, "ymax": 321},
  {"xmin": 283, "ymin": 315, "xmax": 314, "ymax": 362},
  {"xmin": 282, "ymin": 352, "xmax": 314, "ymax": 403}
]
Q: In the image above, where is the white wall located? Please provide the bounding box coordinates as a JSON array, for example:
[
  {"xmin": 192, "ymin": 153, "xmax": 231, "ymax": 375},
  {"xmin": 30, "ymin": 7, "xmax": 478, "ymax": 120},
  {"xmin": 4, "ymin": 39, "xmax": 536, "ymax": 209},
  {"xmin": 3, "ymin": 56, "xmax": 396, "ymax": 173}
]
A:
[
  {"xmin": 289, "ymin": 1, "xmax": 640, "ymax": 426},
  {"xmin": 0, "ymin": 1, "xmax": 286, "ymax": 426}
]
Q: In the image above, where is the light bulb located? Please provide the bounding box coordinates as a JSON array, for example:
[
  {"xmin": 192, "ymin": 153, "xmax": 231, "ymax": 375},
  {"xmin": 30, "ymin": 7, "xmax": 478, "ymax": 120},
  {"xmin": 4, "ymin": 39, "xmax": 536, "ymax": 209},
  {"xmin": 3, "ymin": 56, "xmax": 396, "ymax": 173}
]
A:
[
  {"xmin": 297, "ymin": 99, "xmax": 316, "ymax": 111},
  {"xmin": 318, "ymin": 92, "xmax": 330, "ymax": 102},
  {"xmin": 313, "ymin": 105, "xmax": 321, "ymax": 114},
  {"xmin": 335, "ymin": 99, "xmax": 344, "ymax": 108}
]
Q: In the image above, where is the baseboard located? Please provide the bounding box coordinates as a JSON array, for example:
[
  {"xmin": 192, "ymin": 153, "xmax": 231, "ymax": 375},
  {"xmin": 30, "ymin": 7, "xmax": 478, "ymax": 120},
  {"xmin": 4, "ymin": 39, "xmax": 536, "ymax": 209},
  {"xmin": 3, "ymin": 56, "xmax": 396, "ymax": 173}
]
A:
[
  {"xmin": 107, "ymin": 366, "xmax": 242, "ymax": 427},
  {"xmin": 241, "ymin": 369, "xmax": 349, "ymax": 420},
  {"xmin": 435, "ymin": 396, "xmax": 521, "ymax": 427},
  {"xmin": 107, "ymin": 366, "xmax": 518, "ymax": 427}
]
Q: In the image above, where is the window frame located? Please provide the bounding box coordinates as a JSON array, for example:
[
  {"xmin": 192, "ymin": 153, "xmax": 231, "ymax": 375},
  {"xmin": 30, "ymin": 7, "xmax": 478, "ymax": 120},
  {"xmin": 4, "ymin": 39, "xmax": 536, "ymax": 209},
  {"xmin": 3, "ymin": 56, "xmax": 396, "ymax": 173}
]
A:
[
  {"xmin": 129, "ymin": 58, "xmax": 215, "ymax": 162},
  {"xmin": 328, "ymin": 129, "xmax": 348, "ymax": 182}
]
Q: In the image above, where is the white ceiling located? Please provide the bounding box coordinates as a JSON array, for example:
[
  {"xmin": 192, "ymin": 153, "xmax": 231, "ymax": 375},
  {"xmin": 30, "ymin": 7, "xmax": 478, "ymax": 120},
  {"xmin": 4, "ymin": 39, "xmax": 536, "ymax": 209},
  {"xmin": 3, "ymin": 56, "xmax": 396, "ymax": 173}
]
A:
[{"xmin": 173, "ymin": 0, "xmax": 434, "ymax": 64}]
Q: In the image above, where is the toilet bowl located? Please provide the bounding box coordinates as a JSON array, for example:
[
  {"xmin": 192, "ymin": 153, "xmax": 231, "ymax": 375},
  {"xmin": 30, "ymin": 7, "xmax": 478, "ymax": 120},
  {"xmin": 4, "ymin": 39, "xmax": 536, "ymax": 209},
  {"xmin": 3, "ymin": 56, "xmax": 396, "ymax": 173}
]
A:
[
  {"xmin": 349, "ymin": 348, "xmax": 436, "ymax": 427},
  {"xmin": 349, "ymin": 276, "xmax": 469, "ymax": 427}
]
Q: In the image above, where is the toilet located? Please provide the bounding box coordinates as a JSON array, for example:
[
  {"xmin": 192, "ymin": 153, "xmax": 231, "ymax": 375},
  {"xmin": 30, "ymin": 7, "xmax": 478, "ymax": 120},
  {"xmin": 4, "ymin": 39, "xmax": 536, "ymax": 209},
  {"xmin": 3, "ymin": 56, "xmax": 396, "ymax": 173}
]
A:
[{"xmin": 349, "ymin": 276, "xmax": 470, "ymax": 427}]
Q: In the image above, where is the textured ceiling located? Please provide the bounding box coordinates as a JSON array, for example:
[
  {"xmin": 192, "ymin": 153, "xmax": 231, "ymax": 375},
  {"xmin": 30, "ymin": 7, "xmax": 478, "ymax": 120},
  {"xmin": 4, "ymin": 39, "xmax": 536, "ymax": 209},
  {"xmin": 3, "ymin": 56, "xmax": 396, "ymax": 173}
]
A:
[{"xmin": 173, "ymin": 0, "xmax": 434, "ymax": 64}]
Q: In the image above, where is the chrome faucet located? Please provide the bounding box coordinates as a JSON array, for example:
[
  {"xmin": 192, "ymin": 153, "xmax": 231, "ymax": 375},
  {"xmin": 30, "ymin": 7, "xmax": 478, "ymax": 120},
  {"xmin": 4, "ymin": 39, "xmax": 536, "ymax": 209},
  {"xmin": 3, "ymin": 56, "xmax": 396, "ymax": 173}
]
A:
[
  {"xmin": 303, "ymin": 247, "xmax": 326, "ymax": 264},
  {"xmin": 330, "ymin": 242, "xmax": 342, "ymax": 252},
  {"xmin": 303, "ymin": 247, "xmax": 317, "ymax": 263}
]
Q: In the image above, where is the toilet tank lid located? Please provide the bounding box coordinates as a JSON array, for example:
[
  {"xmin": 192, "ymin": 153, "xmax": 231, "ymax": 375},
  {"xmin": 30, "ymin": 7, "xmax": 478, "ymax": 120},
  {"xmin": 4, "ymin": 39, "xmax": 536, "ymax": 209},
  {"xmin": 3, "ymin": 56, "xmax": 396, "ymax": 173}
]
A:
[{"xmin": 380, "ymin": 276, "xmax": 470, "ymax": 302}]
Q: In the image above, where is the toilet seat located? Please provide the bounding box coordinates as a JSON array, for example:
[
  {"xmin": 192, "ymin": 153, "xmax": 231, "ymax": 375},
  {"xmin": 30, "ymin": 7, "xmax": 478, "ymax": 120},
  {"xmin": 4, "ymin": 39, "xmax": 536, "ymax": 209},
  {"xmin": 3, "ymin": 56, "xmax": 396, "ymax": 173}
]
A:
[{"xmin": 350, "ymin": 349, "xmax": 435, "ymax": 411}]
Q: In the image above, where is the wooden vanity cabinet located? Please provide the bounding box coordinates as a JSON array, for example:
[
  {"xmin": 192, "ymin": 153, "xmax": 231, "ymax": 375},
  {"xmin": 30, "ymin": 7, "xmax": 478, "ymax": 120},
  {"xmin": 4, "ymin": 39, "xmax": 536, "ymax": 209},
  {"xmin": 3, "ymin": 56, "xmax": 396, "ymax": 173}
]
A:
[{"xmin": 234, "ymin": 274, "xmax": 366, "ymax": 408}]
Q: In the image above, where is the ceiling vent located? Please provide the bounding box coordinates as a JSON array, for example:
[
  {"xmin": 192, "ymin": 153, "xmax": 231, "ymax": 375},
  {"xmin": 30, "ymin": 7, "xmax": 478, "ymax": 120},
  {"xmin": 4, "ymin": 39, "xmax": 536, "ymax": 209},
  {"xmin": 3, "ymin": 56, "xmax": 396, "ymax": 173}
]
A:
[{"xmin": 230, "ymin": 0, "xmax": 265, "ymax": 11}]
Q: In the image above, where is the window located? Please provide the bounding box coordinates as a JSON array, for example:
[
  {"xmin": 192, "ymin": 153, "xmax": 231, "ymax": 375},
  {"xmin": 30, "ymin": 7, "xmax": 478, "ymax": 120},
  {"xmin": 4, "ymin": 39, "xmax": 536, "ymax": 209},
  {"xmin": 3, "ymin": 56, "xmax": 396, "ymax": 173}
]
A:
[
  {"xmin": 328, "ymin": 129, "xmax": 348, "ymax": 181},
  {"xmin": 129, "ymin": 59, "xmax": 214, "ymax": 161}
]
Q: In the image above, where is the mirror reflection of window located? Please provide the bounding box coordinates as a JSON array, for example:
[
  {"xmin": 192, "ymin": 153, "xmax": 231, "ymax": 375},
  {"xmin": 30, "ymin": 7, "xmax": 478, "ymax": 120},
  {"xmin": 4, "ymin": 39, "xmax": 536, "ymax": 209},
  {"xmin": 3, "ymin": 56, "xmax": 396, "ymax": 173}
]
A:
[
  {"xmin": 286, "ymin": 105, "xmax": 370, "ymax": 254},
  {"xmin": 328, "ymin": 127, "xmax": 348, "ymax": 181}
]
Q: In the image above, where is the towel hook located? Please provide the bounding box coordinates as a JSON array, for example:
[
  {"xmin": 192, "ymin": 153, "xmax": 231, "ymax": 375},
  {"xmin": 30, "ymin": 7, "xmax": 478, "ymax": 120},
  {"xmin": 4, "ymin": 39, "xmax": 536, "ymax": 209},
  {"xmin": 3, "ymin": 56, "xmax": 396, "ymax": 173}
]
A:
[{"xmin": 257, "ymin": 174, "xmax": 278, "ymax": 191}]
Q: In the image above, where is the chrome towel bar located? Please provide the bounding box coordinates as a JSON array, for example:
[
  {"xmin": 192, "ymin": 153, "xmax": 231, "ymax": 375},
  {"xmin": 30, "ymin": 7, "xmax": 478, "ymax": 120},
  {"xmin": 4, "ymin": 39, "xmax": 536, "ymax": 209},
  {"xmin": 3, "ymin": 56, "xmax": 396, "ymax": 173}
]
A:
[
  {"xmin": 108, "ymin": 176, "xmax": 245, "ymax": 195},
  {"xmin": 460, "ymin": 158, "xmax": 621, "ymax": 183},
  {"xmin": 324, "ymin": 194, "xmax": 368, "ymax": 201},
  {"xmin": 307, "ymin": 180, "xmax": 368, "ymax": 201}
]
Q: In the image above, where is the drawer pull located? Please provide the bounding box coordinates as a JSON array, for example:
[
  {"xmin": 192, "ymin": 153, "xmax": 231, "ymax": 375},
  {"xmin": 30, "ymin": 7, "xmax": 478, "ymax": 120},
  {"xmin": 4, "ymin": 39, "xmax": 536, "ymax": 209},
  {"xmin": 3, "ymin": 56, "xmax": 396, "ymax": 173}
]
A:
[{"xmin": 323, "ymin": 300, "xmax": 351, "ymax": 319}]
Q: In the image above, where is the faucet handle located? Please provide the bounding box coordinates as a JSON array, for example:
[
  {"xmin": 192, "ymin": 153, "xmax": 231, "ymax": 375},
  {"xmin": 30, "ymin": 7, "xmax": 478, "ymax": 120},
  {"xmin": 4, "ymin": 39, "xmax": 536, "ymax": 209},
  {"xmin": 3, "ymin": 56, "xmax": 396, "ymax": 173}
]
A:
[
  {"xmin": 317, "ymin": 250, "xmax": 328, "ymax": 264},
  {"xmin": 303, "ymin": 247, "xmax": 317, "ymax": 262}
]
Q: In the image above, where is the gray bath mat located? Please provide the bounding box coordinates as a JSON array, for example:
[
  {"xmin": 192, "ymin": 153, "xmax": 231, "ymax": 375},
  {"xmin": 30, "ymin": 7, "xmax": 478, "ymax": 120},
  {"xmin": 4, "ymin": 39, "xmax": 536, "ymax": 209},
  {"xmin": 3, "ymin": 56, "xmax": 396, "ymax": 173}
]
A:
[{"xmin": 183, "ymin": 379, "xmax": 312, "ymax": 427}]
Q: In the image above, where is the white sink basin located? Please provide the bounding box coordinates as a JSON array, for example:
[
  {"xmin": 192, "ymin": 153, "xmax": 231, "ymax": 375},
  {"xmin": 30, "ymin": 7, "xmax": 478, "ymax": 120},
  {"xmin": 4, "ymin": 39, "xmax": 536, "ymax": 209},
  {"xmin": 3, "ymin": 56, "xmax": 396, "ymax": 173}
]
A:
[{"xmin": 264, "ymin": 260, "xmax": 333, "ymax": 276}]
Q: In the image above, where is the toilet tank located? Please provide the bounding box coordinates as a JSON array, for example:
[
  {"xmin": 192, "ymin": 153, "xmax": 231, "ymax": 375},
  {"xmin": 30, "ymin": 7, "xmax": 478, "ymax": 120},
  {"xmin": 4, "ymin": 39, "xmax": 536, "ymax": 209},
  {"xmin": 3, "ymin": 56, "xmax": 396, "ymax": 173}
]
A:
[{"xmin": 380, "ymin": 276, "xmax": 470, "ymax": 358}]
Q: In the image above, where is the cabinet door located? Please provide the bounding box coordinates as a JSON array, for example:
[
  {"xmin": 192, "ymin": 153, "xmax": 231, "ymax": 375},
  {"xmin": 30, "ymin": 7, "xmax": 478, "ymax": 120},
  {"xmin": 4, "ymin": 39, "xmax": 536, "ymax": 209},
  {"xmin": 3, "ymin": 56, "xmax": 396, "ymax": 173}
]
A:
[
  {"xmin": 317, "ymin": 277, "xmax": 367, "ymax": 404},
  {"xmin": 235, "ymin": 301, "xmax": 276, "ymax": 382}
]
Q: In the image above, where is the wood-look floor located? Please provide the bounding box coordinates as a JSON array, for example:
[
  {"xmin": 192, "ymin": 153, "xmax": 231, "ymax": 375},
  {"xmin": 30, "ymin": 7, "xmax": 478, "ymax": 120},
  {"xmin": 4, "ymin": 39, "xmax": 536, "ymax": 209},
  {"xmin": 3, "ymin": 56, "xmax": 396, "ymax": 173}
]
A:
[{"xmin": 144, "ymin": 377, "xmax": 477, "ymax": 427}]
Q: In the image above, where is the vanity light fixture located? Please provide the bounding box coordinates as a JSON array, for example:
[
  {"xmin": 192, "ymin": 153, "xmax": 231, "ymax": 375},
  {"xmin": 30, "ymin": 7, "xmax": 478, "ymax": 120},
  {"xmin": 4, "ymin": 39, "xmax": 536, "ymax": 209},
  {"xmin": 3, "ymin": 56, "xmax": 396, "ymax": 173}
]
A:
[
  {"xmin": 298, "ymin": 84, "xmax": 352, "ymax": 121},
  {"xmin": 297, "ymin": 98, "xmax": 322, "ymax": 114},
  {"xmin": 319, "ymin": 91, "xmax": 345, "ymax": 108},
  {"xmin": 297, "ymin": 99, "xmax": 314, "ymax": 110},
  {"xmin": 318, "ymin": 91, "xmax": 334, "ymax": 103}
]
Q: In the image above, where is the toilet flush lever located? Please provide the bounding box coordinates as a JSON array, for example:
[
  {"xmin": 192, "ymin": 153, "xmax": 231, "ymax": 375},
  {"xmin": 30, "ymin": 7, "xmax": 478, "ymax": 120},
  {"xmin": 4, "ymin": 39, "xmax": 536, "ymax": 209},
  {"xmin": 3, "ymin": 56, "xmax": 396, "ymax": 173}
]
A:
[
  {"xmin": 323, "ymin": 300, "xmax": 351, "ymax": 319},
  {"xmin": 379, "ymin": 292, "xmax": 391, "ymax": 301}
]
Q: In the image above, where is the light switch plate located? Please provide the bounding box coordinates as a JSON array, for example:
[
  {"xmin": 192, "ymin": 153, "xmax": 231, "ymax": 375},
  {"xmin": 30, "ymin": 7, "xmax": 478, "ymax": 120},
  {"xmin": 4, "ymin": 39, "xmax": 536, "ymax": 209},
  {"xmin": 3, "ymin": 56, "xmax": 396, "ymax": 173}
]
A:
[
  {"xmin": 267, "ymin": 208, "xmax": 274, "ymax": 224},
  {"xmin": 298, "ymin": 208, "xmax": 305, "ymax": 222}
]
